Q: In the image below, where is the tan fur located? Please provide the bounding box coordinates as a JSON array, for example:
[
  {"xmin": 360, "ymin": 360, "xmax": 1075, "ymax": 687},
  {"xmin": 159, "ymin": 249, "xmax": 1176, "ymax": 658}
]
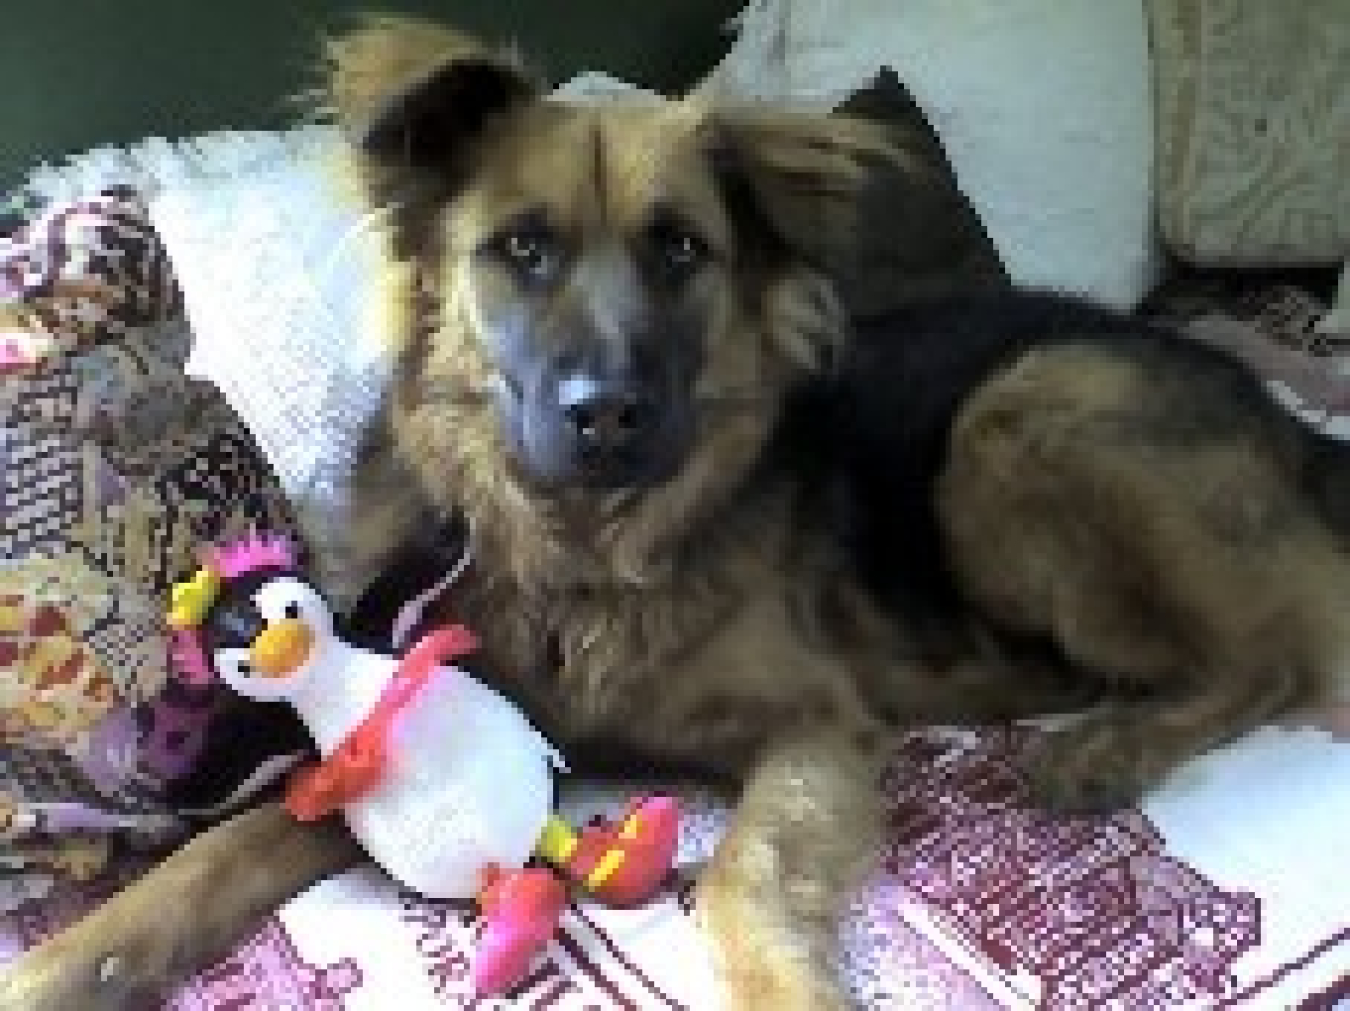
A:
[
  {"xmin": 318, "ymin": 15, "xmax": 533, "ymax": 139},
  {"xmin": 939, "ymin": 342, "xmax": 1350, "ymax": 806},
  {"xmin": 0, "ymin": 804, "xmax": 362, "ymax": 1010},
  {"xmin": 7, "ymin": 16, "xmax": 1350, "ymax": 1011}
]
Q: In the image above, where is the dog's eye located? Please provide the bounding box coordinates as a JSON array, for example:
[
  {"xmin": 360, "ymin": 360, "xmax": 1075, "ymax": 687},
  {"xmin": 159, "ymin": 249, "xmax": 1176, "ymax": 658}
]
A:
[
  {"xmin": 664, "ymin": 233, "xmax": 706, "ymax": 270},
  {"xmin": 284, "ymin": 602, "xmax": 301, "ymax": 619},
  {"xmin": 648, "ymin": 220, "xmax": 710, "ymax": 282},
  {"xmin": 495, "ymin": 229, "xmax": 563, "ymax": 284}
]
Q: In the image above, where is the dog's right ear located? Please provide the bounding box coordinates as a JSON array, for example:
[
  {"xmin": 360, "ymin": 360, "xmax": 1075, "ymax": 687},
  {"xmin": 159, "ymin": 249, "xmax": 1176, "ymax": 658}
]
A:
[
  {"xmin": 322, "ymin": 17, "xmax": 539, "ymax": 227},
  {"xmin": 700, "ymin": 106, "xmax": 920, "ymax": 275}
]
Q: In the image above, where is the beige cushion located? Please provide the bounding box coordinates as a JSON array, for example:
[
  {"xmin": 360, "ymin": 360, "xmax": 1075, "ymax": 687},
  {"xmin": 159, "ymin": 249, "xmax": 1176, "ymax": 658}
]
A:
[{"xmin": 1150, "ymin": 0, "xmax": 1350, "ymax": 266}]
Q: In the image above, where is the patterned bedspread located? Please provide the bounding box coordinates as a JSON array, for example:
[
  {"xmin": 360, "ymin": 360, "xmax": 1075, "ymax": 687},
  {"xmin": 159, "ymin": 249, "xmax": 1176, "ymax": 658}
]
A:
[{"xmin": 6, "ymin": 725, "xmax": 1349, "ymax": 1010}]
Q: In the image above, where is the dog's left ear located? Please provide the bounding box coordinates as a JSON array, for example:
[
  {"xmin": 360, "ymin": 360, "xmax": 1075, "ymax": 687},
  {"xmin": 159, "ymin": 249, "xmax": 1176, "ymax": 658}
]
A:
[
  {"xmin": 701, "ymin": 107, "xmax": 922, "ymax": 271},
  {"xmin": 320, "ymin": 17, "xmax": 540, "ymax": 253}
]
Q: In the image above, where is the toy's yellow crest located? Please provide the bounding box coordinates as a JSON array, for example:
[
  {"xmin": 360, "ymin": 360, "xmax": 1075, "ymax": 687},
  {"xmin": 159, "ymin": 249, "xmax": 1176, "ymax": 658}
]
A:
[{"xmin": 167, "ymin": 568, "xmax": 221, "ymax": 630}]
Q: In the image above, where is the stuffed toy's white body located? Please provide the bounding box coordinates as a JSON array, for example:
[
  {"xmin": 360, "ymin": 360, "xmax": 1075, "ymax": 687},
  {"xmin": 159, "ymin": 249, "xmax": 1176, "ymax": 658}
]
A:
[{"xmin": 298, "ymin": 642, "xmax": 565, "ymax": 898}]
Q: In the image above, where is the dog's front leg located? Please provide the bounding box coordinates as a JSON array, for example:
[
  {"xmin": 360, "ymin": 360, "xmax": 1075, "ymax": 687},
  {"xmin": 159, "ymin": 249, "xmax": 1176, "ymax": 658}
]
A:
[
  {"xmin": 696, "ymin": 723, "xmax": 881, "ymax": 1011},
  {"xmin": 0, "ymin": 802, "xmax": 362, "ymax": 1011}
]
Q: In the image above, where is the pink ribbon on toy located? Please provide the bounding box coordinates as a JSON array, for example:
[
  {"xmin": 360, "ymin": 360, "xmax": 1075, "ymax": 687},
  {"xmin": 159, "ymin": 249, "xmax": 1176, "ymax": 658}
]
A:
[{"xmin": 284, "ymin": 625, "xmax": 479, "ymax": 822}]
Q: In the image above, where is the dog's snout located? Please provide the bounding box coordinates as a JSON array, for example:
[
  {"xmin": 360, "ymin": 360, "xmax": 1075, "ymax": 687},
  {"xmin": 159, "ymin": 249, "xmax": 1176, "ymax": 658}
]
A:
[
  {"xmin": 559, "ymin": 377, "xmax": 655, "ymax": 461},
  {"xmin": 511, "ymin": 361, "xmax": 692, "ymax": 491}
]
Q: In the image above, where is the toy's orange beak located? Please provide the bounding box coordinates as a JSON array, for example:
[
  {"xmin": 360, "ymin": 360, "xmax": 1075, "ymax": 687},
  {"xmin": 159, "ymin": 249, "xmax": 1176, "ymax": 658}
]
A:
[{"xmin": 249, "ymin": 619, "xmax": 313, "ymax": 679}]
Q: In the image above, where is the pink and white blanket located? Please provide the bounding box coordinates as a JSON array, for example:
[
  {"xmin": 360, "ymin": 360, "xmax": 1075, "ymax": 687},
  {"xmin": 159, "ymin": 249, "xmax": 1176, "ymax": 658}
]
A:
[{"xmin": 6, "ymin": 723, "xmax": 1348, "ymax": 1010}]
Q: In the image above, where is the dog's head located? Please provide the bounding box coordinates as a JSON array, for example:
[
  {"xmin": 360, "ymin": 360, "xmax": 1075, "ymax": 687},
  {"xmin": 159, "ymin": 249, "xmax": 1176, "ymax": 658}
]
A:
[{"xmin": 327, "ymin": 18, "xmax": 905, "ymax": 573}]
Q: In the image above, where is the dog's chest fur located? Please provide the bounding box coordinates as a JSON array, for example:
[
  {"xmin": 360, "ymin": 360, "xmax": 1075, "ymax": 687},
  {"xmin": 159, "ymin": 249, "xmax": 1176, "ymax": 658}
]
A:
[{"xmin": 424, "ymin": 478, "xmax": 861, "ymax": 776}]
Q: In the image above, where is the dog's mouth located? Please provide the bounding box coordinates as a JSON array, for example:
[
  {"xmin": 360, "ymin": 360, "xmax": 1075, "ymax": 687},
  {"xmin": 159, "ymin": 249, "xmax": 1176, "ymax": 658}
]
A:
[
  {"xmin": 572, "ymin": 445, "xmax": 686, "ymax": 491},
  {"xmin": 523, "ymin": 418, "xmax": 692, "ymax": 492}
]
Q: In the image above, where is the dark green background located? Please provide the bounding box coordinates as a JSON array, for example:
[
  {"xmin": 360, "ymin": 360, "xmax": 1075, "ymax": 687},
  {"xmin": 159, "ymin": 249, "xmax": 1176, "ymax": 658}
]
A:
[{"xmin": 2, "ymin": 1, "xmax": 741, "ymax": 190}]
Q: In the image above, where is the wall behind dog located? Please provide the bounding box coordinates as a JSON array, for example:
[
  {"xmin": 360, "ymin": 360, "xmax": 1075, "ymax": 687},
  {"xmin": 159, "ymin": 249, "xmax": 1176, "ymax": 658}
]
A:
[{"xmin": 1, "ymin": 0, "xmax": 742, "ymax": 192}]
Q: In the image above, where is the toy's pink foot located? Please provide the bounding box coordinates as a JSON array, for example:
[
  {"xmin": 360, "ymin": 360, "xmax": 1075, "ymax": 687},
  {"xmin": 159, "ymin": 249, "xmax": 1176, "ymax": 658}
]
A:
[
  {"xmin": 567, "ymin": 795, "xmax": 681, "ymax": 907},
  {"xmin": 473, "ymin": 868, "xmax": 566, "ymax": 996},
  {"xmin": 473, "ymin": 920, "xmax": 555, "ymax": 996}
]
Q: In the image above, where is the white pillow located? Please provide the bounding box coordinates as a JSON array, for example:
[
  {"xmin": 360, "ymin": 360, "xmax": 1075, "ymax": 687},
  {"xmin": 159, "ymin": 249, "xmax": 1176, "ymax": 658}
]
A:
[
  {"xmin": 144, "ymin": 128, "xmax": 397, "ymax": 610},
  {"xmin": 703, "ymin": 0, "xmax": 1163, "ymax": 309}
]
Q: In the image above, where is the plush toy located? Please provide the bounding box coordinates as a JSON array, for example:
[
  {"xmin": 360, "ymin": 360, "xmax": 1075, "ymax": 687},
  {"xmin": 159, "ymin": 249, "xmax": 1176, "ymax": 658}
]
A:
[{"xmin": 167, "ymin": 532, "xmax": 679, "ymax": 995}]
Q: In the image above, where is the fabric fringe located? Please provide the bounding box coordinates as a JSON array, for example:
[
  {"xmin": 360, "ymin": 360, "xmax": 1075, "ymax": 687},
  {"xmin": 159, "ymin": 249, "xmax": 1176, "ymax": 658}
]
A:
[{"xmin": 17, "ymin": 126, "xmax": 341, "ymax": 210}]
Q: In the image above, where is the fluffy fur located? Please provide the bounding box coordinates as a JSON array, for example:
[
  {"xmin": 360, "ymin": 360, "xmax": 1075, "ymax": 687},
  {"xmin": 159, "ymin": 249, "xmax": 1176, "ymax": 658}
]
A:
[{"xmin": 6, "ymin": 16, "xmax": 1350, "ymax": 1011}]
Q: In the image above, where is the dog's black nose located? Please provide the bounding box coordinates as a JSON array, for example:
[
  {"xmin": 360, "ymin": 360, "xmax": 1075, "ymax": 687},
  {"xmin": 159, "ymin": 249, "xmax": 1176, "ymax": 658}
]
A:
[{"xmin": 559, "ymin": 377, "xmax": 655, "ymax": 463}]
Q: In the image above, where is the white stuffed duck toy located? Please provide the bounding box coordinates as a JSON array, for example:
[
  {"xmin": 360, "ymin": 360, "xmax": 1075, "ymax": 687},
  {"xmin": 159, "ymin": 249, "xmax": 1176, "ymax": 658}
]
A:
[{"xmin": 167, "ymin": 533, "xmax": 679, "ymax": 996}]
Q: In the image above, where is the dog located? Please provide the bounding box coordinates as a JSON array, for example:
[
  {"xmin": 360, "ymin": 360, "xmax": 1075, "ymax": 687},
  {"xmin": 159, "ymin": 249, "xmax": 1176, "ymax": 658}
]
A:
[{"xmin": 6, "ymin": 15, "xmax": 1350, "ymax": 1010}]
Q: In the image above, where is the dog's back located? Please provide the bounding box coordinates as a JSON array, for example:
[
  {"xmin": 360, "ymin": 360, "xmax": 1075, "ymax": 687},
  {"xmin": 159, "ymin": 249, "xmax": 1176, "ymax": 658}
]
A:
[
  {"xmin": 801, "ymin": 291, "xmax": 1323, "ymax": 604},
  {"xmin": 795, "ymin": 288, "xmax": 1350, "ymax": 811}
]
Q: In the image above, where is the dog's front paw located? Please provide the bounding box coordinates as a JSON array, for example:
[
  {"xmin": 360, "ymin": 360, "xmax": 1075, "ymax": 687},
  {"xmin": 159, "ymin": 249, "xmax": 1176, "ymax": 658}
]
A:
[
  {"xmin": 0, "ymin": 804, "xmax": 355, "ymax": 1010},
  {"xmin": 694, "ymin": 872, "xmax": 852, "ymax": 1011},
  {"xmin": 0, "ymin": 927, "xmax": 173, "ymax": 1011}
]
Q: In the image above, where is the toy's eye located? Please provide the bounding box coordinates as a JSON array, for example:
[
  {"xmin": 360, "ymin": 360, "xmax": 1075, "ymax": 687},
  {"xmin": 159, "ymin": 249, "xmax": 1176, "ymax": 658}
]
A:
[
  {"xmin": 213, "ymin": 649, "xmax": 253, "ymax": 679},
  {"xmin": 284, "ymin": 602, "xmax": 301, "ymax": 619}
]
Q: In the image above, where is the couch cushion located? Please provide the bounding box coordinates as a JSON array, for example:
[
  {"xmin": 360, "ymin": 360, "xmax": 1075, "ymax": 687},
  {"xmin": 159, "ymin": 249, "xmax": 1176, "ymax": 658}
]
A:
[
  {"xmin": 1150, "ymin": 0, "xmax": 1350, "ymax": 267},
  {"xmin": 704, "ymin": 0, "xmax": 1161, "ymax": 309}
]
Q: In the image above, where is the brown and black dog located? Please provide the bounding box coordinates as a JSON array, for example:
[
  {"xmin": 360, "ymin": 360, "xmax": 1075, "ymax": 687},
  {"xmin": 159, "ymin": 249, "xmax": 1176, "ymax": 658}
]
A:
[{"xmin": 6, "ymin": 15, "xmax": 1350, "ymax": 1010}]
